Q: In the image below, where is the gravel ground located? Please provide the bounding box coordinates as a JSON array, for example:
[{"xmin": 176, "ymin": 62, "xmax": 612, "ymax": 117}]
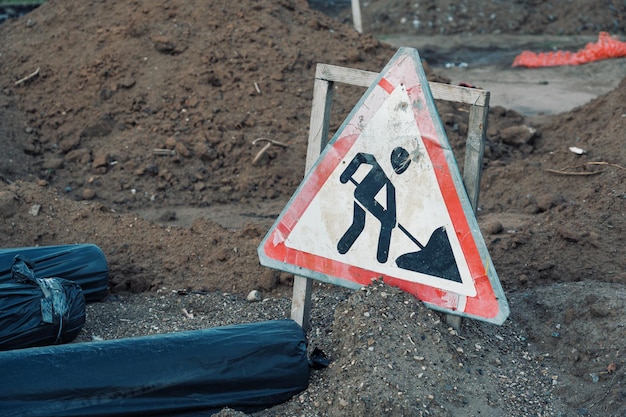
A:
[{"xmin": 76, "ymin": 281, "xmax": 575, "ymax": 417}]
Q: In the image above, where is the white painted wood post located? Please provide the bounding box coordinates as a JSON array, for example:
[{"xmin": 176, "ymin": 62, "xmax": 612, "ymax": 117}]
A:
[
  {"xmin": 447, "ymin": 94, "xmax": 489, "ymax": 333},
  {"xmin": 291, "ymin": 65, "xmax": 335, "ymax": 330},
  {"xmin": 351, "ymin": 0, "xmax": 363, "ymax": 34}
]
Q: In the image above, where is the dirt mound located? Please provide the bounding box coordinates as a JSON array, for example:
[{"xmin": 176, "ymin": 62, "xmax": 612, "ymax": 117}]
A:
[
  {"xmin": 481, "ymin": 79, "xmax": 626, "ymax": 292},
  {"xmin": 0, "ymin": 0, "xmax": 392, "ymax": 211},
  {"xmin": 0, "ymin": 0, "xmax": 624, "ymax": 416}
]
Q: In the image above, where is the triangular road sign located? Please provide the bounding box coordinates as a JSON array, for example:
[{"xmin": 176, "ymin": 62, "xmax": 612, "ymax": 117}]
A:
[{"xmin": 258, "ymin": 48, "xmax": 509, "ymax": 325}]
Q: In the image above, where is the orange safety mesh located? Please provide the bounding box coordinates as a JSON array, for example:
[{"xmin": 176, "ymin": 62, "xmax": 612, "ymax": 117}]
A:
[{"xmin": 512, "ymin": 32, "xmax": 626, "ymax": 68}]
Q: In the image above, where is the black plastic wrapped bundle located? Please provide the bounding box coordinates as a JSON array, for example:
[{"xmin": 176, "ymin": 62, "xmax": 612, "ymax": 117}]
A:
[
  {"xmin": 0, "ymin": 244, "xmax": 109, "ymax": 302},
  {"xmin": 0, "ymin": 255, "xmax": 86, "ymax": 351},
  {"xmin": 0, "ymin": 319, "xmax": 310, "ymax": 416}
]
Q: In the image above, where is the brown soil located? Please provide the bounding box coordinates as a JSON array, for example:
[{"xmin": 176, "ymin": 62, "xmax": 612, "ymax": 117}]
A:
[{"xmin": 0, "ymin": 1, "xmax": 624, "ymax": 416}]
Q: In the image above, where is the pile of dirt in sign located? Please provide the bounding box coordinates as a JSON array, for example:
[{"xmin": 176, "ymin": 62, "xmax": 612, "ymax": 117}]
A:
[{"xmin": 333, "ymin": 0, "xmax": 626, "ymax": 36}]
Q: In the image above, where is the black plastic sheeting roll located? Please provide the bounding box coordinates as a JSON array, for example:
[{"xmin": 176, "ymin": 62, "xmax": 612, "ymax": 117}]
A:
[
  {"xmin": 0, "ymin": 319, "xmax": 310, "ymax": 416},
  {"xmin": 0, "ymin": 244, "xmax": 109, "ymax": 302},
  {"xmin": 0, "ymin": 256, "xmax": 86, "ymax": 351}
]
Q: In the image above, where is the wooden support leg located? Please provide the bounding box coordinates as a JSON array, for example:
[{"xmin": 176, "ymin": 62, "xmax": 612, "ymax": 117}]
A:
[
  {"xmin": 290, "ymin": 66, "xmax": 334, "ymax": 330},
  {"xmin": 351, "ymin": 0, "xmax": 362, "ymax": 34},
  {"xmin": 291, "ymin": 276, "xmax": 313, "ymax": 331},
  {"xmin": 446, "ymin": 97, "xmax": 490, "ymax": 333},
  {"xmin": 446, "ymin": 314, "xmax": 463, "ymax": 333}
]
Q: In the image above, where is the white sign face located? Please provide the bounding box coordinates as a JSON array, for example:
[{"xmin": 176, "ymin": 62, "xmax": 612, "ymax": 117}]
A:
[{"xmin": 284, "ymin": 85, "xmax": 476, "ymax": 296}]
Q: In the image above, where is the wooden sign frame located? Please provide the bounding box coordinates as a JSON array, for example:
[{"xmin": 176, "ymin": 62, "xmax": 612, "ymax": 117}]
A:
[{"xmin": 291, "ymin": 62, "xmax": 490, "ymax": 331}]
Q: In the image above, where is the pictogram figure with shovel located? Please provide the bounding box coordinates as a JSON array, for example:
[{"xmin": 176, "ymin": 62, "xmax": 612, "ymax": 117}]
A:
[{"xmin": 337, "ymin": 147, "xmax": 462, "ymax": 283}]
